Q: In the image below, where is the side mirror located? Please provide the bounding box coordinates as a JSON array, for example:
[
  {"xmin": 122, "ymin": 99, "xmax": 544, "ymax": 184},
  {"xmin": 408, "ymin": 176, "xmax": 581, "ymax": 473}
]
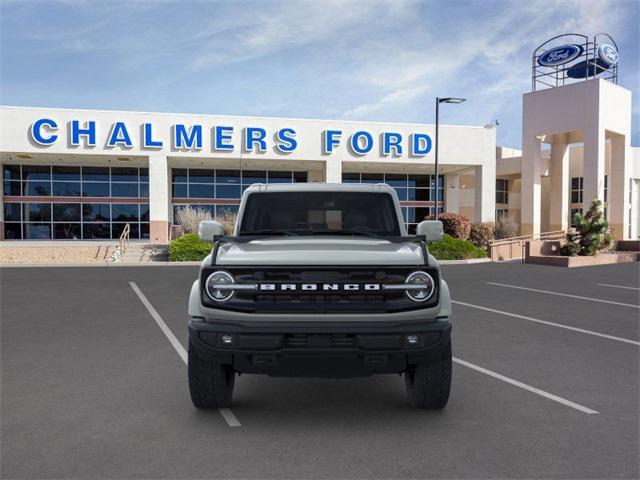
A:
[
  {"xmin": 416, "ymin": 220, "xmax": 443, "ymax": 242},
  {"xmin": 198, "ymin": 220, "xmax": 225, "ymax": 242}
]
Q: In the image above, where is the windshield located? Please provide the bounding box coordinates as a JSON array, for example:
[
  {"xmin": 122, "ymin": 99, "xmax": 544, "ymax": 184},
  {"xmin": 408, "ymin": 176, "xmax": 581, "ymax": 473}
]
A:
[{"xmin": 239, "ymin": 191, "xmax": 401, "ymax": 237}]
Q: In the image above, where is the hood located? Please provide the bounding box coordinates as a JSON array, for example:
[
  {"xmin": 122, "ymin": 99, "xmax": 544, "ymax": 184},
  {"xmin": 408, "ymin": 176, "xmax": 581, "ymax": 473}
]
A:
[{"xmin": 215, "ymin": 237, "xmax": 425, "ymax": 266}]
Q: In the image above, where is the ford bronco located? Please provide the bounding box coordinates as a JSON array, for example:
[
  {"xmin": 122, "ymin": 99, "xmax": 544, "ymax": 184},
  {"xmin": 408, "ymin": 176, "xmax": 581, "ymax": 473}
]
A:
[{"xmin": 188, "ymin": 183, "xmax": 452, "ymax": 409}]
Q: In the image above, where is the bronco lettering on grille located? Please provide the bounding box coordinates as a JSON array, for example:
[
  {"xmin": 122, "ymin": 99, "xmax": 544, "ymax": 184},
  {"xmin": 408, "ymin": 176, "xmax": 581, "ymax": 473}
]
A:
[{"xmin": 258, "ymin": 283, "xmax": 381, "ymax": 291}]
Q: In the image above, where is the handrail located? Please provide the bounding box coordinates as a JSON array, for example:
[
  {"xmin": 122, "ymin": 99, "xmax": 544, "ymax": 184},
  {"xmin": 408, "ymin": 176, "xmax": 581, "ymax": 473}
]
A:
[
  {"xmin": 119, "ymin": 223, "xmax": 131, "ymax": 257},
  {"xmin": 490, "ymin": 228, "xmax": 572, "ymax": 247}
]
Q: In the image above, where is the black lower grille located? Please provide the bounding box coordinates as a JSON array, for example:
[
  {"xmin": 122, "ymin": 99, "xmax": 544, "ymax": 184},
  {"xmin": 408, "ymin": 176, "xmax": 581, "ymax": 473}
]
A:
[{"xmin": 285, "ymin": 334, "xmax": 356, "ymax": 348}]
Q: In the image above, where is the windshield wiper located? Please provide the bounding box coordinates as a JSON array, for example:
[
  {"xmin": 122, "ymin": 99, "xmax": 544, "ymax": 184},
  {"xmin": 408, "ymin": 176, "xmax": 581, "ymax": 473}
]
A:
[{"xmin": 240, "ymin": 229, "xmax": 300, "ymax": 236}]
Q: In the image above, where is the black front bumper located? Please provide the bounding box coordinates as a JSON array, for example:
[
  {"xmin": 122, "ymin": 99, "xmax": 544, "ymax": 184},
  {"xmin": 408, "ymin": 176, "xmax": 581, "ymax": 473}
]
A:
[{"xmin": 188, "ymin": 318, "xmax": 451, "ymax": 378}]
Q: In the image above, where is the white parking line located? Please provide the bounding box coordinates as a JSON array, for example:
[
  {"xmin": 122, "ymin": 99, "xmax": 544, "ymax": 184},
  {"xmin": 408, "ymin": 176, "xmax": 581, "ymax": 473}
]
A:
[
  {"xmin": 487, "ymin": 282, "xmax": 640, "ymax": 309},
  {"xmin": 452, "ymin": 300, "xmax": 640, "ymax": 346},
  {"xmin": 596, "ymin": 283, "xmax": 640, "ymax": 291},
  {"xmin": 453, "ymin": 357, "xmax": 599, "ymax": 415},
  {"xmin": 129, "ymin": 281, "xmax": 241, "ymax": 428}
]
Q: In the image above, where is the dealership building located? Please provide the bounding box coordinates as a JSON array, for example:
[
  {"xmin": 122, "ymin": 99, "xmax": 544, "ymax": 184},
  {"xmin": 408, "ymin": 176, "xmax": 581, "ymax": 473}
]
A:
[{"xmin": 0, "ymin": 34, "xmax": 638, "ymax": 244}]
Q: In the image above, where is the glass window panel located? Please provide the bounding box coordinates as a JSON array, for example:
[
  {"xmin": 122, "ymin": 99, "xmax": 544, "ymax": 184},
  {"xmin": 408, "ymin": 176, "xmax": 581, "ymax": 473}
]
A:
[
  {"xmin": 188, "ymin": 183, "xmax": 215, "ymax": 198},
  {"xmin": 140, "ymin": 182, "xmax": 149, "ymax": 197},
  {"xmin": 172, "ymin": 168, "xmax": 188, "ymax": 182},
  {"xmin": 83, "ymin": 223, "xmax": 110, "ymax": 239},
  {"xmin": 24, "ymin": 203, "xmax": 51, "ymax": 221},
  {"xmin": 111, "ymin": 167, "xmax": 138, "ymax": 182},
  {"xmin": 408, "ymin": 174, "xmax": 429, "ymax": 188},
  {"xmin": 82, "ymin": 182, "xmax": 110, "ymax": 197},
  {"xmin": 140, "ymin": 204, "xmax": 150, "ymax": 221},
  {"xmin": 405, "ymin": 207, "xmax": 416, "ymax": 223},
  {"xmin": 25, "ymin": 181, "xmax": 51, "ymax": 196},
  {"xmin": 435, "ymin": 188, "xmax": 445, "ymax": 202},
  {"xmin": 571, "ymin": 191, "xmax": 580, "ymax": 203},
  {"xmin": 361, "ymin": 173, "xmax": 383, "ymax": 183},
  {"xmin": 53, "ymin": 203, "xmax": 81, "ymax": 221},
  {"xmin": 415, "ymin": 208, "xmax": 431, "ymax": 222},
  {"xmin": 407, "ymin": 224, "xmax": 417, "ymax": 235},
  {"xmin": 4, "ymin": 203, "xmax": 21, "ymax": 221},
  {"xmin": 216, "ymin": 184, "xmax": 241, "ymax": 199},
  {"xmin": 22, "ymin": 165, "xmax": 51, "ymax": 181},
  {"xmin": 242, "ymin": 170, "xmax": 267, "ymax": 184},
  {"xmin": 384, "ymin": 174, "xmax": 407, "ymax": 187},
  {"xmin": 52, "ymin": 166, "xmax": 80, "ymax": 181},
  {"xmin": 189, "ymin": 169, "xmax": 215, "ymax": 183},
  {"xmin": 571, "ymin": 177, "xmax": 580, "ymax": 189},
  {"xmin": 54, "ymin": 223, "xmax": 81, "ymax": 239},
  {"xmin": 82, "ymin": 167, "xmax": 109, "ymax": 181},
  {"xmin": 83, "ymin": 203, "xmax": 110, "ymax": 221},
  {"xmin": 111, "ymin": 204, "xmax": 139, "ymax": 221},
  {"xmin": 188, "ymin": 204, "xmax": 216, "ymax": 216},
  {"xmin": 139, "ymin": 168, "xmax": 149, "ymax": 182},
  {"xmin": 394, "ymin": 188, "xmax": 407, "ymax": 201},
  {"xmin": 216, "ymin": 204, "xmax": 239, "ymax": 216},
  {"xmin": 4, "ymin": 222, "xmax": 22, "ymax": 239},
  {"xmin": 112, "ymin": 222, "xmax": 139, "ymax": 239},
  {"xmin": 24, "ymin": 223, "xmax": 52, "ymax": 239},
  {"xmin": 342, "ymin": 173, "xmax": 360, "ymax": 183},
  {"xmin": 408, "ymin": 188, "xmax": 429, "ymax": 201},
  {"xmin": 111, "ymin": 183, "xmax": 139, "ymax": 198},
  {"xmin": 3, "ymin": 180, "xmax": 21, "ymax": 196},
  {"xmin": 52, "ymin": 182, "xmax": 81, "ymax": 197},
  {"xmin": 140, "ymin": 222, "xmax": 150, "ymax": 239},
  {"xmin": 267, "ymin": 171, "xmax": 292, "ymax": 183},
  {"xmin": 293, "ymin": 171, "xmax": 308, "ymax": 183},
  {"xmin": 216, "ymin": 170, "xmax": 241, "ymax": 184},
  {"xmin": 172, "ymin": 183, "xmax": 187, "ymax": 198},
  {"xmin": 173, "ymin": 205, "xmax": 188, "ymax": 222},
  {"xmin": 3, "ymin": 165, "xmax": 21, "ymax": 181}
]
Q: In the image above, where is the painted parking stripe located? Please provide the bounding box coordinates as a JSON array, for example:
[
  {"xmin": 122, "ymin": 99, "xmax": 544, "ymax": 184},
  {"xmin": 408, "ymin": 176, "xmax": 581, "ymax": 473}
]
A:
[
  {"xmin": 452, "ymin": 300, "xmax": 639, "ymax": 346},
  {"xmin": 596, "ymin": 283, "xmax": 640, "ymax": 291},
  {"xmin": 129, "ymin": 281, "xmax": 241, "ymax": 428},
  {"xmin": 453, "ymin": 357, "xmax": 599, "ymax": 415},
  {"xmin": 487, "ymin": 282, "xmax": 640, "ymax": 309}
]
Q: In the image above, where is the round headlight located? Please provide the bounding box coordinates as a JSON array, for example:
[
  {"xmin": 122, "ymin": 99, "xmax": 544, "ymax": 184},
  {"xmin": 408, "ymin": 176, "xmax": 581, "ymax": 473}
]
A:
[
  {"xmin": 405, "ymin": 271, "xmax": 435, "ymax": 302},
  {"xmin": 205, "ymin": 271, "xmax": 235, "ymax": 302}
]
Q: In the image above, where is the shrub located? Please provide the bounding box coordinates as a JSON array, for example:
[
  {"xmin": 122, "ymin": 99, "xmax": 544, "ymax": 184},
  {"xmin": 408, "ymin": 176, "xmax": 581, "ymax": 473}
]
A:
[
  {"xmin": 175, "ymin": 206, "xmax": 214, "ymax": 234},
  {"xmin": 560, "ymin": 199, "xmax": 613, "ymax": 256},
  {"xmin": 169, "ymin": 233, "xmax": 212, "ymax": 261},
  {"xmin": 427, "ymin": 234, "xmax": 488, "ymax": 260},
  {"xmin": 469, "ymin": 222, "xmax": 495, "ymax": 249},
  {"xmin": 214, "ymin": 211, "xmax": 237, "ymax": 236},
  {"xmin": 438, "ymin": 213, "xmax": 471, "ymax": 240},
  {"xmin": 494, "ymin": 217, "xmax": 519, "ymax": 239}
]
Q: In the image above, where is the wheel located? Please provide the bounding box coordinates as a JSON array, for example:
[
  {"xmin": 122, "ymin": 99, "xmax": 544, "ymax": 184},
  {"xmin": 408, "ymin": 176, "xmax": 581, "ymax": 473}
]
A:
[
  {"xmin": 404, "ymin": 342, "xmax": 452, "ymax": 409},
  {"xmin": 188, "ymin": 340, "xmax": 235, "ymax": 409}
]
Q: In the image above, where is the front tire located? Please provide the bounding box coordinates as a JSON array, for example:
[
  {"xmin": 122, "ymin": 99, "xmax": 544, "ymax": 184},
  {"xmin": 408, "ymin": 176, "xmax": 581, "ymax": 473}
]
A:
[
  {"xmin": 404, "ymin": 342, "xmax": 452, "ymax": 409},
  {"xmin": 188, "ymin": 340, "xmax": 235, "ymax": 409}
]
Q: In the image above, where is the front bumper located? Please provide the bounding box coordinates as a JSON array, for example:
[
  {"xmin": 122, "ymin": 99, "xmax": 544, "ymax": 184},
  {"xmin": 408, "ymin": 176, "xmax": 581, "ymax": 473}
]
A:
[{"xmin": 188, "ymin": 317, "xmax": 451, "ymax": 378}]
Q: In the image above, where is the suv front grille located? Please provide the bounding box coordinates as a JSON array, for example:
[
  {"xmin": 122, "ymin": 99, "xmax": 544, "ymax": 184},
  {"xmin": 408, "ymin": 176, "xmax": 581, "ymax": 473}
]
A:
[{"xmin": 285, "ymin": 334, "xmax": 356, "ymax": 348}]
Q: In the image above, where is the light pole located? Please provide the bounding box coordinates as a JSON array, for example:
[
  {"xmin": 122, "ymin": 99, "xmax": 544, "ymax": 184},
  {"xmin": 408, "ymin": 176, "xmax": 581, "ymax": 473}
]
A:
[{"xmin": 434, "ymin": 97, "xmax": 466, "ymax": 219}]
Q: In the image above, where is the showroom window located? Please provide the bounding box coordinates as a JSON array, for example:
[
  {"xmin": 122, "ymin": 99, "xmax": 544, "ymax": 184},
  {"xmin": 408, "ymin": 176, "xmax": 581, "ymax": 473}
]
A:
[
  {"xmin": 496, "ymin": 179, "xmax": 509, "ymax": 204},
  {"xmin": 570, "ymin": 177, "xmax": 583, "ymax": 203}
]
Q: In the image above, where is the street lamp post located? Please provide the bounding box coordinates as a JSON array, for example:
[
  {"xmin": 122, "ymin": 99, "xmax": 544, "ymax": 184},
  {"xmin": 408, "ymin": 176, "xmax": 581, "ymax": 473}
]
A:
[{"xmin": 434, "ymin": 96, "xmax": 466, "ymax": 220}]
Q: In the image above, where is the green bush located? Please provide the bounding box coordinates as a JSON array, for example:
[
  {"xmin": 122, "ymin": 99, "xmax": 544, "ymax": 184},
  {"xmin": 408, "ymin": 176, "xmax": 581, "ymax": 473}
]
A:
[
  {"xmin": 169, "ymin": 233, "xmax": 212, "ymax": 261},
  {"xmin": 427, "ymin": 234, "xmax": 488, "ymax": 260},
  {"xmin": 560, "ymin": 199, "xmax": 613, "ymax": 256}
]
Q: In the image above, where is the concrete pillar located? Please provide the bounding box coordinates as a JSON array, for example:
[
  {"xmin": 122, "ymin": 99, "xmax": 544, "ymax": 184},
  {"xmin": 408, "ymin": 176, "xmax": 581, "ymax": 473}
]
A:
[
  {"xmin": 445, "ymin": 173, "xmax": 459, "ymax": 214},
  {"xmin": 307, "ymin": 169, "xmax": 324, "ymax": 182},
  {"xmin": 582, "ymin": 126, "xmax": 606, "ymax": 211},
  {"xmin": 521, "ymin": 135, "xmax": 542, "ymax": 236},
  {"xmin": 148, "ymin": 153, "xmax": 170, "ymax": 244},
  {"xmin": 609, "ymin": 134, "xmax": 631, "ymax": 240},
  {"xmin": 474, "ymin": 163, "xmax": 495, "ymax": 223},
  {"xmin": 324, "ymin": 159, "xmax": 342, "ymax": 183},
  {"xmin": 549, "ymin": 138, "xmax": 570, "ymax": 232}
]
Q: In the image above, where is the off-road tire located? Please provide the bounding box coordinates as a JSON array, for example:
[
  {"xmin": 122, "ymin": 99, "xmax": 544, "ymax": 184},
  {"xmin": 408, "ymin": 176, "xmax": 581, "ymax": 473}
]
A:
[
  {"xmin": 188, "ymin": 340, "xmax": 235, "ymax": 409},
  {"xmin": 404, "ymin": 342, "xmax": 452, "ymax": 409}
]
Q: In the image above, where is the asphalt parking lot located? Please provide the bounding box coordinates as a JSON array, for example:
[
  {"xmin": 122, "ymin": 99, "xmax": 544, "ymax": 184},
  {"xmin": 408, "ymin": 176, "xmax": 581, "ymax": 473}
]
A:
[{"xmin": 1, "ymin": 262, "xmax": 638, "ymax": 479}]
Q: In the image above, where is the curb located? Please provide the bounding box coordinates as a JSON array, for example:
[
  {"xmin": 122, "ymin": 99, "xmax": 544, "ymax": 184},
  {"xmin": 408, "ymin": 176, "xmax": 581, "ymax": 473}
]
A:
[
  {"xmin": 437, "ymin": 258, "xmax": 492, "ymax": 265},
  {"xmin": 0, "ymin": 261, "xmax": 202, "ymax": 268}
]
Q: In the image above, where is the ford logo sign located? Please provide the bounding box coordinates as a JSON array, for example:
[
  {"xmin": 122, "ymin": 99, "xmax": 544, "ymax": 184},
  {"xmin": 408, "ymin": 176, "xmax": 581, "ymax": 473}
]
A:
[
  {"xmin": 598, "ymin": 44, "xmax": 618, "ymax": 67},
  {"xmin": 538, "ymin": 44, "xmax": 583, "ymax": 67}
]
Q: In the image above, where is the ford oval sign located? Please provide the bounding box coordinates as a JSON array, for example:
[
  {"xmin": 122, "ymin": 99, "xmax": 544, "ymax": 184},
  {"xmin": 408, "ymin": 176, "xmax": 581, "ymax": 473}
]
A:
[
  {"xmin": 538, "ymin": 44, "xmax": 583, "ymax": 67},
  {"xmin": 598, "ymin": 44, "xmax": 618, "ymax": 67}
]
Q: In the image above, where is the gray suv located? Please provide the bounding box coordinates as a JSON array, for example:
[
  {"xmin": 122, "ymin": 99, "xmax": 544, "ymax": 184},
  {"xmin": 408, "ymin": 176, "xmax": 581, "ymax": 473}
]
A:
[{"xmin": 187, "ymin": 183, "xmax": 452, "ymax": 409}]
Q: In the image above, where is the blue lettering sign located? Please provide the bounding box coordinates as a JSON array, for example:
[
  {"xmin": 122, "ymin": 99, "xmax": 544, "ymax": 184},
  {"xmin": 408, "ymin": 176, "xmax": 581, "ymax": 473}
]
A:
[
  {"xmin": 173, "ymin": 124, "xmax": 203, "ymax": 149},
  {"xmin": 275, "ymin": 128, "xmax": 297, "ymax": 153},
  {"xmin": 143, "ymin": 123, "xmax": 163, "ymax": 148},
  {"xmin": 30, "ymin": 118, "xmax": 58, "ymax": 145},
  {"xmin": 350, "ymin": 131, "xmax": 373, "ymax": 155},
  {"xmin": 245, "ymin": 127, "xmax": 267, "ymax": 152},
  {"xmin": 323, "ymin": 130, "xmax": 342, "ymax": 154},
  {"xmin": 107, "ymin": 122, "xmax": 133, "ymax": 147},
  {"xmin": 383, "ymin": 132, "xmax": 403, "ymax": 156},
  {"xmin": 411, "ymin": 133, "xmax": 432, "ymax": 156},
  {"xmin": 214, "ymin": 126, "xmax": 234, "ymax": 151},
  {"xmin": 71, "ymin": 120, "xmax": 96, "ymax": 147},
  {"xmin": 538, "ymin": 44, "xmax": 583, "ymax": 67}
]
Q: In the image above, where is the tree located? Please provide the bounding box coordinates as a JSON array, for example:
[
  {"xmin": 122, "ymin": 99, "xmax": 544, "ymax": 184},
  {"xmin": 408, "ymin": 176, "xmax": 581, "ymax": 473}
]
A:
[{"xmin": 560, "ymin": 199, "xmax": 613, "ymax": 256}]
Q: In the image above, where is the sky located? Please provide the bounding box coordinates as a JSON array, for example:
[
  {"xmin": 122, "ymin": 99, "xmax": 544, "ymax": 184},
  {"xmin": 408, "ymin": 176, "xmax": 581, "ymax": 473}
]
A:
[{"xmin": 1, "ymin": 0, "xmax": 638, "ymax": 148}]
